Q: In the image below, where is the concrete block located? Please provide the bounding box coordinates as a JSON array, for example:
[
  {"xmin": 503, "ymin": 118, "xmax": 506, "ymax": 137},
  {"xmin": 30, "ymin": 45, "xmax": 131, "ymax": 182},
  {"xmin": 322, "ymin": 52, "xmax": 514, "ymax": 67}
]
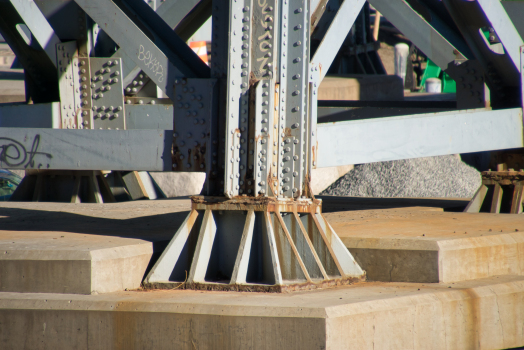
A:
[
  {"xmin": 326, "ymin": 206, "xmax": 524, "ymax": 283},
  {"xmin": 311, "ymin": 165, "xmax": 353, "ymax": 195},
  {"xmin": 0, "ymin": 234, "xmax": 152, "ymax": 294},
  {"xmin": 149, "ymin": 172, "xmax": 205, "ymax": 198},
  {"xmin": 318, "ymin": 75, "xmax": 404, "ymax": 101},
  {"xmin": 0, "ymin": 66, "xmax": 25, "ymax": 103},
  {"xmin": 0, "ymin": 276, "xmax": 523, "ymax": 349}
]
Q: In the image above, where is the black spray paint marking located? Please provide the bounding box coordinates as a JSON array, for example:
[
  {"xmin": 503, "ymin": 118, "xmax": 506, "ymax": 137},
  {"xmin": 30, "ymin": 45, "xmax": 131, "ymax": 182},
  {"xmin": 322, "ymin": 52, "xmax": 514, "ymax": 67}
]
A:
[{"xmin": 0, "ymin": 135, "xmax": 52, "ymax": 168}]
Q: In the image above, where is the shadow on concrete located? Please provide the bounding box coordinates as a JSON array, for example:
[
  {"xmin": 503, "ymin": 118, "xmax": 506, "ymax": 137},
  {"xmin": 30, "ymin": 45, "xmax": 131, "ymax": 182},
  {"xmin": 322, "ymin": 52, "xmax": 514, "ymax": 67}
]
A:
[
  {"xmin": 318, "ymin": 195, "xmax": 470, "ymax": 213},
  {"xmin": 0, "ymin": 205, "xmax": 191, "ymax": 278},
  {"xmin": 0, "ymin": 206, "xmax": 189, "ymax": 243},
  {"xmin": 0, "ymin": 70, "xmax": 24, "ymax": 80}
]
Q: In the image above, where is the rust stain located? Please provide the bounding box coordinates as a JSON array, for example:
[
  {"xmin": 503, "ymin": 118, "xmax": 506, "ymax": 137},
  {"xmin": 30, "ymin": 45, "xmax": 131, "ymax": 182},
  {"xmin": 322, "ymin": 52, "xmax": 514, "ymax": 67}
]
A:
[
  {"xmin": 172, "ymin": 142, "xmax": 208, "ymax": 172},
  {"xmin": 143, "ymin": 275, "xmax": 364, "ymax": 293},
  {"xmin": 112, "ymin": 301, "xmax": 138, "ymax": 350}
]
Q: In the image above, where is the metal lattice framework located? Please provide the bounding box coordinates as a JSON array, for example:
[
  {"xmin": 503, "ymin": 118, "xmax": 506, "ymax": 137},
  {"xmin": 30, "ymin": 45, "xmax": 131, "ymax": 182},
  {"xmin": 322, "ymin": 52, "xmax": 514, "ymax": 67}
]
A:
[{"xmin": 0, "ymin": 0, "xmax": 523, "ymax": 289}]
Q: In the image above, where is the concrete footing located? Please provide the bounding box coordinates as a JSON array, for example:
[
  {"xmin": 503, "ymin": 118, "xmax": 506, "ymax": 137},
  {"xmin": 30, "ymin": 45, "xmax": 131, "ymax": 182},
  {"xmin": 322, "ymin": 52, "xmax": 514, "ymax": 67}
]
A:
[
  {"xmin": 0, "ymin": 234, "xmax": 152, "ymax": 294},
  {"xmin": 1, "ymin": 198, "xmax": 524, "ymax": 348},
  {"xmin": 1, "ymin": 276, "xmax": 523, "ymax": 349},
  {"xmin": 324, "ymin": 202, "xmax": 524, "ymax": 283}
]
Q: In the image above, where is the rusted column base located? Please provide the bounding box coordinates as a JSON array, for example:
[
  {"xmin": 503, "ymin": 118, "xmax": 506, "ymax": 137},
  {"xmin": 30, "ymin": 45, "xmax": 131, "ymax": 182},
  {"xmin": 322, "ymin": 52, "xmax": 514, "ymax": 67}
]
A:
[
  {"xmin": 144, "ymin": 196, "xmax": 365, "ymax": 292},
  {"xmin": 465, "ymin": 171, "xmax": 524, "ymax": 214},
  {"xmin": 143, "ymin": 275, "xmax": 365, "ymax": 293}
]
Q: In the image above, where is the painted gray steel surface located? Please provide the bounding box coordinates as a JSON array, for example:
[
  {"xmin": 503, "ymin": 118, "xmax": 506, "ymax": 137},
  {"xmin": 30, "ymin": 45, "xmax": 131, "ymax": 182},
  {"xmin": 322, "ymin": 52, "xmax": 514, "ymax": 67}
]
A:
[
  {"xmin": 316, "ymin": 108, "xmax": 524, "ymax": 168},
  {"xmin": 0, "ymin": 103, "xmax": 60, "ymax": 129},
  {"xmin": 311, "ymin": 0, "xmax": 365, "ymax": 82},
  {"xmin": 0, "ymin": 129, "xmax": 172, "ymax": 171}
]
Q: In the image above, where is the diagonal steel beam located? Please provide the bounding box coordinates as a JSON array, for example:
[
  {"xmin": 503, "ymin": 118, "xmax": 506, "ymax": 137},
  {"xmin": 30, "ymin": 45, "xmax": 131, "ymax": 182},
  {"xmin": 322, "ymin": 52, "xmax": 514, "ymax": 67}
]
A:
[
  {"xmin": 171, "ymin": 0, "xmax": 212, "ymax": 42},
  {"xmin": 114, "ymin": 0, "xmax": 205, "ymax": 86},
  {"xmin": 9, "ymin": 0, "xmax": 61, "ymax": 68},
  {"xmin": 311, "ymin": 0, "xmax": 329, "ymax": 33},
  {"xmin": 155, "ymin": 0, "xmax": 201, "ymax": 29},
  {"xmin": 115, "ymin": 0, "xmax": 211, "ymax": 95},
  {"xmin": 74, "ymin": 0, "xmax": 209, "ymax": 100},
  {"xmin": 311, "ymin": 0, "xmax": 366, "ymax": 82},
  {"xmin": 477, "ymin": 0, "xmax": 524, "ymax": 72},
  {"xmin": 368, "ymin": 0, "xmax": 464, "ymax": 70},
  {"xmin": 0, "ymin": 2, "xmax": 59, "ymax": 103}
]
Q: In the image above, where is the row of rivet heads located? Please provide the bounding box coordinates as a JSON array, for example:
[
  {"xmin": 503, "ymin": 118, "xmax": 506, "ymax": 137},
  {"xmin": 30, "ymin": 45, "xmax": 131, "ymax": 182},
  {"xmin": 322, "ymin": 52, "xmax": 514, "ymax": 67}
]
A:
[
  {"xmin": 90, "ymin": 60, "xmax": 122, "ymax": 120},
  {"xmin": 237, "ymin": 3, "xmax": 276, "ymax": 195},
  {"xmin": 485, "ymin": 61, "xmax": 505, "ymax": 94},
  {"xmin": 248, "ymin": 1, "xmax": 278, "ymax": 195},
  {"xmin": 254, "ymin": 81, "xmax": 274, "ymax": 195},
  {"xmin": 174, "ymin": 80, "xmax": 207, "ymax": 125},
  {"xmin": 237, "ymin": 2, "xmax": 254, "ymax": 195},
  {"xmin": 282, "ymin": 4, "xmax": 309, "ymax": 196},
  {"xmin": 76, "ymin": 10, "xmax": 88, "ymax": 39},
  {"xmin": 457, "ymin": 63, "xmax": 486, "ymax": 102},
  {"xmin": 279, "ymin": 2, "xmax": 306, "ymax": 196},
  {"xmin": 172, "ymin": 131, "xmax": 208, "ymax": 170},
  {"xmin": 57, "ymin": 45, "xmax": 77, "ymax": 129},
  {"xmin": 309, "ymin": 65, "xmax": 319, "ymax": 168},
  {"xmin": 210, "ymin": 4, "xmax": 229, "ymax": 75},
  {"xmin": 172, "ymin": 80, "xmax": 210, "ymax": 170},
  {"xmin": 75, "ymin": 58, "xmax": 93, "ymax": 129},
  {"xmin": 125, "ymin": 99, "xmax": 160, "ymax": 105},
  {"xmin": 276, "ymin": 0, "xmax": 290, "ymax": 195},
  {"xmin": 223, "ymin": 2, "xmax": 252, "ymax": 196},
  {"xmin": 125, "ymin": 73, "xmax": 146, "ymax": 94}
]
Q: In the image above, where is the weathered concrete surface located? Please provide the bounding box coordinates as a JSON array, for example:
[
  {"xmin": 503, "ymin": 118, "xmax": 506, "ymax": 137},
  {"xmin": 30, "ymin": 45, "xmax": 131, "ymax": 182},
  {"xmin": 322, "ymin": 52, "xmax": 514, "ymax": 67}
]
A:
[
  {"xmin": 0, "ymin": 200, "xmax": 191, "ymax": 294},
  {"xmin": 0, "ymin": 66, "xmax": 25, "ymax": 103},
  {"xmin": 0, "ymin": 233, "xmax": 152, "ymax": 294},
  {"xmin": 148, "ymin": 172, "xmax": 206, "ymax": 198},
  {"xmin": 318, "ymin": 75, "xmax": 404, "ymax": 101},
  {"xmin": 0, "ymin": 276, "xmax": 523, "ymax": 349},
  {"xmin": 2, "ymin": 198, "xmax": 522, "ymax": 290},
  {"xmin": 311, "ymin": 165, "xmax": 354, "ymax": 195},
  {"xmin": 322, "ymin": 197, "xmax": 524, "ymax": 283}
]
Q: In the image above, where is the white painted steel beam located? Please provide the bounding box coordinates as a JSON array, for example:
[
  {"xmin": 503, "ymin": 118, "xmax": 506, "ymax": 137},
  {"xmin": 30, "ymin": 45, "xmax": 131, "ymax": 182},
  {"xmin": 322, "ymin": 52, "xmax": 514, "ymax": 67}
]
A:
[
  {"xmin": 9, "ymin": 0, "xmax": 61, "ymax": 67},
  {"xmin": 187, "ymin": 210, "xmax": 217, "ymax": 283},
  {"xmin": 145, "ymin": 210, "xmax": 199, "ymax": 283},
  {"xmin": 311, "ymin": 0, "xmax": 366, "ymax": 82},
  {"xmin": 0, "ymin": 128, "xmax": 172, "ymax": 171},
  {"xmin": 316, "ymin": 108, "xmax": 524, "ymax": 168},
  {"xmin": 368, "ymin": 0, "xmax": 462, "ymax": 70},
  {"xmin": 478, "ymin": 0, "xmax": 524, "ymax": 72}
]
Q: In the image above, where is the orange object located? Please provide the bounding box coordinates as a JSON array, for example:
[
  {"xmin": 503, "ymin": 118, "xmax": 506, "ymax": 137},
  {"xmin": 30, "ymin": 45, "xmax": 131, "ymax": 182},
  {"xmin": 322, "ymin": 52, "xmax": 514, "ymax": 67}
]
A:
[{"xmin": 189, "ymin": 41, "xmax": 209, "ymax": 65}]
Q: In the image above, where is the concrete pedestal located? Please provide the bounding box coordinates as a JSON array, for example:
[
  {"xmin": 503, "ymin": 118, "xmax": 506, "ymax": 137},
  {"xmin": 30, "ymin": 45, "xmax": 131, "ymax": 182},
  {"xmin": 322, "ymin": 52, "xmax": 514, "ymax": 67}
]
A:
[{"xmin": 0, "ymin": 276, "xmax": 523, "ymax": 349}]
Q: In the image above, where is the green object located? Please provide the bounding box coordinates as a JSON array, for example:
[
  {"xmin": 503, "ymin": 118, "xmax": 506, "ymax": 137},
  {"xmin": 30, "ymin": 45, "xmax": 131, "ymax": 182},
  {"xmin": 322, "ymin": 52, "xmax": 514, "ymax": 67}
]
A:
[
  {"xmin": 419, "ymin": 59, "xmax": 456, "ymax": 93},
  {"xmin": 442, "ymin": 72, "xmax": 456, "ymax": 93},
  {"xmin": 420, "ymin": 59, "xmax": 441, "ymax": 91}
]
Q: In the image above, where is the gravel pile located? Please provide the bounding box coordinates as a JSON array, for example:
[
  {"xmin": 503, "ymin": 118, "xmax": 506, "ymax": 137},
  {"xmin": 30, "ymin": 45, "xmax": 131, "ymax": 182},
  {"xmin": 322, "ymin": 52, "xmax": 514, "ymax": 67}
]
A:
[{"xmin": 321, "ymin": 155, "xmax": 481, "ymax": 198}]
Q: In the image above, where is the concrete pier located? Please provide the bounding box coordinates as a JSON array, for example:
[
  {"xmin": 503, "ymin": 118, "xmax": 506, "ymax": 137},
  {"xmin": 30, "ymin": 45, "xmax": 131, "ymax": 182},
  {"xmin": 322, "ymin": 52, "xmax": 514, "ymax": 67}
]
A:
[{"xmin": 1, "ymin": 197, "xmax": 523, "ymax": 349}]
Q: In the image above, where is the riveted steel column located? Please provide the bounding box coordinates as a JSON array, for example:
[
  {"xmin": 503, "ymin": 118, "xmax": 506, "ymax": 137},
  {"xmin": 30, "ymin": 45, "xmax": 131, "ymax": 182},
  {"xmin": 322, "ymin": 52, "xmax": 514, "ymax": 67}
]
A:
[
  {"xmin": 278, "ymin": 0, "xmax": 310, "ymax": 198},
  {"xmin": 223, "ymin": 0, "xmax": 251, "ymax": 197}
]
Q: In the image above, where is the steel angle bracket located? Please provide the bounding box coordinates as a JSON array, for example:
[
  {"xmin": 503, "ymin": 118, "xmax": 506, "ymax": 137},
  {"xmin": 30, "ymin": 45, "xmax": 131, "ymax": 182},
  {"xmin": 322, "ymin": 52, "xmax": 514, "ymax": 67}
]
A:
[{"xmin": 144, "ymin": 196, "xmax": 365, "ymax": 292}]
